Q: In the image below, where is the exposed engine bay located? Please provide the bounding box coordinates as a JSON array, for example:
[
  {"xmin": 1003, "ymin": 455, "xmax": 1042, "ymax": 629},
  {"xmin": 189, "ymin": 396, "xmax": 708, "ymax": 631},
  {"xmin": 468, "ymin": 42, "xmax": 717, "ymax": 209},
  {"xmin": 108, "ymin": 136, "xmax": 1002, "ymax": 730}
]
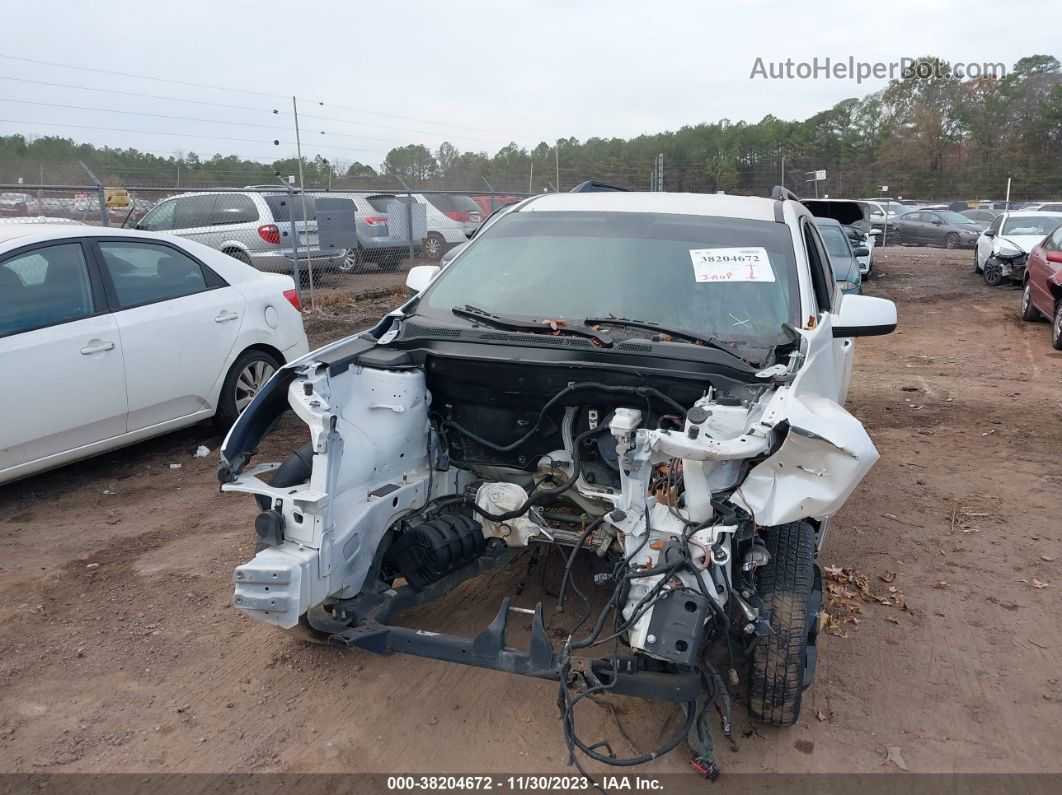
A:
[{"xmin": 219, "ymin": 338, "xmax": 878, "ymax": 777}]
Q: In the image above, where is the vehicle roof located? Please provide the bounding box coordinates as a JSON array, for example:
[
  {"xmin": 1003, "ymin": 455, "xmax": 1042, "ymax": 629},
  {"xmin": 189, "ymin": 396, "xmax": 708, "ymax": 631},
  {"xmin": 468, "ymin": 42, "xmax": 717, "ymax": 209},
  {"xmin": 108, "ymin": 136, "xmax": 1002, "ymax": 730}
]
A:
[
  {"xmin": 517, "ymin": 191, "xmax": 782, "ymax": 222},
  {"xmin": 0, "ymin": 222, "xmax": 176, "ymax": 247},
  {"xmin": 1004, "ymin": 210, "xmax": 1062, "ymax": 218}
]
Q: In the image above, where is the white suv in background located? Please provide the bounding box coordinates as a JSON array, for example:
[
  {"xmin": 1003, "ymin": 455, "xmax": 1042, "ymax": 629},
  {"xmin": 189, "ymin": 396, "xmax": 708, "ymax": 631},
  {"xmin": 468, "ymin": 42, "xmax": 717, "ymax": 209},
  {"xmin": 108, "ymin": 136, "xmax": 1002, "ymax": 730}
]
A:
[
  {"xmin": 0, "ymin": 224, "xmax": 308, "ymax": 485},
  {"xmin": 414, "ymin": 193, "xmax": 483, "ymax": 260}
]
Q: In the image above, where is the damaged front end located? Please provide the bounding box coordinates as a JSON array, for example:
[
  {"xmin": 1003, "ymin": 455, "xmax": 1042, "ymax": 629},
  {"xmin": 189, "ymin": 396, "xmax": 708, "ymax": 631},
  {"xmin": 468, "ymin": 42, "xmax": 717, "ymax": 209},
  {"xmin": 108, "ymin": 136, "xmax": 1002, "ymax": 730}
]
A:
[{"xmin": 218, "ymin": 327, "xmax": 880, "ymax": 773}]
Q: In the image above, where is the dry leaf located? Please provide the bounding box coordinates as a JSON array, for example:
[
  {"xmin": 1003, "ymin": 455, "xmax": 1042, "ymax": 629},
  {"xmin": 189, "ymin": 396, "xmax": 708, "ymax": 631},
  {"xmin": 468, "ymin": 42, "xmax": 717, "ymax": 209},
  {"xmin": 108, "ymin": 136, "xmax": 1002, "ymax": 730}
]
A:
[
  {"xmin": 884, "ymin": 615, "xmax": 900, "ymax": 624},
  {"xmin": 880, "ymin": 570, "xmax": 896, "ymax": 583},
  {"xmin": 816, "ymin": 710, "xmax": 827, "ymax": 722},
  {"xmin": 823, "ymin": 564, "xmax": 844, "ymax": 578},
  {"xmin": 933, "ymin": 580, "xmax": 949, "ymax": 589}
]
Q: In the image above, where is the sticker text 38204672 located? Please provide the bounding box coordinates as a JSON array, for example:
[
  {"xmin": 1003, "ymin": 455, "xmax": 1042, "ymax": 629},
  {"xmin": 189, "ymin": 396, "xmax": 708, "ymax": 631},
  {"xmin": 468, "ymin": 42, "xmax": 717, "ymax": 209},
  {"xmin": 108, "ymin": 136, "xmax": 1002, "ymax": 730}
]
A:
[{"xmin": 689, "ymin": 247, "xmax": 775, "ymax": 283}]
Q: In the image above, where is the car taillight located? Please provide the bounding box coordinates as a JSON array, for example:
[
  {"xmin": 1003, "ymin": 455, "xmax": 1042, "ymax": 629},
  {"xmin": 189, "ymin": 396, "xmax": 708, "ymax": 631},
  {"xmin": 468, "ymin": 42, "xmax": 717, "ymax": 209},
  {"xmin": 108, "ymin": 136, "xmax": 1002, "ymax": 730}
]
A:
[
  {"xmin": 258, "ymin": 224, "xmax": 280, "ymax": 244},
  {"xmin": 444, "ymin": 211, "xmax": 471, "ymax": 223},
  {"xmin": 283, "ymin": 289, "xmax": 302, "ymax": 312},
  {"xmin": 364, "ymin": 216, "xmax": 387, "ymax": 226}
]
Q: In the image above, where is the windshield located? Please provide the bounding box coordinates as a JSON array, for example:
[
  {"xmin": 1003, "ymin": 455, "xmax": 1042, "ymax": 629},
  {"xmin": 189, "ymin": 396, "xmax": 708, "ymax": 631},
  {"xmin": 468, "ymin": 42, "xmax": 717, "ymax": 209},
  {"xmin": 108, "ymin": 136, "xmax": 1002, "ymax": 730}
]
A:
[
  {"xmin": 416, "ymin": 210, "xmax": 801, "ymax": 347},
  {"xmin": 938, "ymin": 210, "xmax": 976, "ymax": 225},
  {"xmin": 1002, "ymin": 215, "xmax": 1062, "ymax": 236},
  {"xmin": 816, "ymin": 224, "xmax": 852, "ymax": 259}
]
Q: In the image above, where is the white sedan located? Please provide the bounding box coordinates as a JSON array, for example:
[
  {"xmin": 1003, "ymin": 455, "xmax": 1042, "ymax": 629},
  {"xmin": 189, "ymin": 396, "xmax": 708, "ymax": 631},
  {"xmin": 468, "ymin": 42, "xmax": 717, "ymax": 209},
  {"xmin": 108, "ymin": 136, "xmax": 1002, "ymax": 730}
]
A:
[{"xmin": 0, "ymin": 223, "xmax": 308, "ymax": 485}]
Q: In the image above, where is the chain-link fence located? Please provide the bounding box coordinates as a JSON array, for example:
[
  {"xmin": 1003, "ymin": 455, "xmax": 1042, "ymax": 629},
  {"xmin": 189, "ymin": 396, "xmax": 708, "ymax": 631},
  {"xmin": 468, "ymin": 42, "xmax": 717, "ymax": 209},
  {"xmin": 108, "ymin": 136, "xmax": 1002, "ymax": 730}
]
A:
[{"xmin": 0, "ymin": 179, "xmax": 531, "ymax": 309}]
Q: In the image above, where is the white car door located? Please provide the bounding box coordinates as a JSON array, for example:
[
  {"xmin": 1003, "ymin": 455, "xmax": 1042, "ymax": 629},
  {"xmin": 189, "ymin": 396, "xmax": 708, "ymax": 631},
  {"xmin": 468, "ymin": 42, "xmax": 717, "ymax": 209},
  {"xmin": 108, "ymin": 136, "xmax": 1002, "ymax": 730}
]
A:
[
  {"xmin": 0, "ymin": 240, "xmax": 127, "ymax": 477},
  {"xmin": 977, "ymin": 214, "xmax": 1003, "ymax": 269},
  {"xmin": 93, "ymin": 238, "xmax": 246, "ymax": 432},
  {"xmin": 802, "ymin": 221, "xmax": 853, "ymax": 401}
]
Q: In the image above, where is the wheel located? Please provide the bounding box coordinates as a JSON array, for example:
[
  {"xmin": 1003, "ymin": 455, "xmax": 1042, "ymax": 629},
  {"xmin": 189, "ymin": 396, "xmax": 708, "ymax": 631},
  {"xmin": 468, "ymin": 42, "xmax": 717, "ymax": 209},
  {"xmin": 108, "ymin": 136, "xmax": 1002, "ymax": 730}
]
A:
[
  {"xmin": 423, "ymin": 233, "xmax": 446, "ymax": 261},
  {"xmin": 215, "ymin": 349, "xmax": 281, "ymax": 429},
  {"xmin": 1053, "ymin": 301, "xmax": 1062, "ymax": 351},
  {"xmin": 1020, "ymin": 281, "xmax": 1041, "ymax": 322},
  {"xmin": 944, "ymin": 232, "xmax": 960, "ymax": 249},
  {"xmin": 225, "ymin": 248, "xmax": 252, "ymax": 266},
  {"xmin": 983, "ymin": 260, "xmax": 1005, "ymax": 287},
  {"xmin": 337, "ymin": 248, "xmax": 365, "ymax": 274},
  {"xmin": 747, "ymin": 521, "xmax": 819, "ymax": 727}
]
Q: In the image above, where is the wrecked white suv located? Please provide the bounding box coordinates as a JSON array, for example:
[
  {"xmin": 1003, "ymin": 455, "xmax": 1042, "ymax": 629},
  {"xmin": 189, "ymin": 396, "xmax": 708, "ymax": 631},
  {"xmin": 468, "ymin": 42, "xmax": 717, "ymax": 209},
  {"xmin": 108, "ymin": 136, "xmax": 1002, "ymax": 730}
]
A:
[{"xmin": 219, "ymin": 187, "xmax": 896, "ymax": 776}]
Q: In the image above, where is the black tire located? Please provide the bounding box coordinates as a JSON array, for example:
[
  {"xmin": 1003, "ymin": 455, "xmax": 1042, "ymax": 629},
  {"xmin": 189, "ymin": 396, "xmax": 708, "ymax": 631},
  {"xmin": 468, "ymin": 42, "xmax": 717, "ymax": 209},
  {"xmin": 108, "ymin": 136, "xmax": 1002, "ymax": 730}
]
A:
[
  {"xmin": 423, "ymin": 232, "xmax": 446, "ymax": 261},
  {"xmin": 214, "ymin": 349, "xmax": 282, "ymax": 430},
  {"xmin": 1020, "ymin": 281, "xmax": 1041, "ymax": 322},
  {"xmin": 747, "ymin": 521, "xmax": 819, "ymax": 727},
  {"xmin": 983, "ymin": 260, "xmax": 1005, "ymax": 287},
  {"xmin": 225, "ymin": 248, "xmax": 252, "ymax": 266},
  {"xmin": 944, "ymin": 232, "xmax": 960, "ymax": 249},
  {"xmin": 973, "ymin": 248, "xmax": 982, "ymax": 273},
  {"xmin": 1053, "ymin": 301, "xmax": 1062, "ymax": 351}
]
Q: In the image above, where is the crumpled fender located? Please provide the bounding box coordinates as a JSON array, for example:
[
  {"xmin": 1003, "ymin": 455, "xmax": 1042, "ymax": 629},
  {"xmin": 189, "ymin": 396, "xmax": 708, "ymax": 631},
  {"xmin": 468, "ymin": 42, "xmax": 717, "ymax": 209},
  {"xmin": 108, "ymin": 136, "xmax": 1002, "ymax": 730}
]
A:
[{"xmin": 730, "ymin": 392, "xmax": 879, "ymax": 526}]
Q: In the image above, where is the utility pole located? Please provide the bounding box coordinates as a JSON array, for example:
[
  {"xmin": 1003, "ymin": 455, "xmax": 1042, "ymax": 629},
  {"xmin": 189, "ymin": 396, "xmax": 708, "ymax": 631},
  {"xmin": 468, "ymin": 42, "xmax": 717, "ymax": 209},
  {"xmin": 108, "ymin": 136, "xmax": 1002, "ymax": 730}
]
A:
[
  {"xmin": 656, "ymin": 154, "xmax": 664, "ymax": 192},
  {"xmin": 781, "ymin": 155, "xmax": 785, "ymax": 189},
  {"xmin": 555, "ymin": 140, "xmax": 560, "ymax": 192},
  {"xmin": 292, "ymin": 96, "xmax": 314, "ymax": 309}
]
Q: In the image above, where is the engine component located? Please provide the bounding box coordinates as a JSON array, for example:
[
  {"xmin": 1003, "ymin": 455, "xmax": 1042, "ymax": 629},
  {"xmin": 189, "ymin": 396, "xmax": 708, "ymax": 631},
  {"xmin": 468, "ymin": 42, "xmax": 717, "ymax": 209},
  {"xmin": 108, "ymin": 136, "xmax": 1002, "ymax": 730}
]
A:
[
  {"xmin": 643, "ymin": 589, "xmax": 712, "ymax": 665},
  {"xmin": 474, "ymin": 482, "xmax": 544, "ymax": 546},
  {"xmin": 383, "ymin": 515, "xmax": 486, "ymax": 591}
]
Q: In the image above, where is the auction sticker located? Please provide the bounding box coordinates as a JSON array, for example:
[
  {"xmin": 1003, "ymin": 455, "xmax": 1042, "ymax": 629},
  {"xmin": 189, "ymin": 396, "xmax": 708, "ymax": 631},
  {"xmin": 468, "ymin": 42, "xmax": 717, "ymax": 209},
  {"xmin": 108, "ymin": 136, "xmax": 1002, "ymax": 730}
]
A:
[{"xmin": 689, "ymin": 247, "xmax": 775, "ymax": 282}]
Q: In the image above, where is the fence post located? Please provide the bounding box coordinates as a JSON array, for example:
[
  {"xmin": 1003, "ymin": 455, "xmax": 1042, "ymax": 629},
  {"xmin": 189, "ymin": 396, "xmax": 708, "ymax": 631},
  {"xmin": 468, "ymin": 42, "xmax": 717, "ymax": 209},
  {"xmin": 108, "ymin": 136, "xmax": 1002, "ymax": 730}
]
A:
[
  {"xmin": 287, "ymin": 183, "xmax": 303, "ymax": 306},
  {"xmin": 397, "ymin": 176, "xmax": 415, "ymax": 264},
  {"xmin": 79, "ymin": 161, "xmax": 108, "ymax": 227}
]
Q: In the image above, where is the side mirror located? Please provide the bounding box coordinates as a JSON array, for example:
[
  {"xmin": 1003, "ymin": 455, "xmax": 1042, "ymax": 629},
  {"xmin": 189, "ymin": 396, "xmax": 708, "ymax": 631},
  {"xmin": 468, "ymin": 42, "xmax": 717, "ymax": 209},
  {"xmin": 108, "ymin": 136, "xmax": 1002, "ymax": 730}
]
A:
[
  {"xmin": 1046, "ymin": 251, "xmax": 1062, "ymax": 264},
  {"xmin": 851, "ymin": 246, "xmax": 870, "ymax": 257},
  {"xmin": 869, "ymin": 229, "xmax": 881, "ymax": 236},
  {"xmin": 441, "ymin": 242, "xmax": 468, "ymax": 264},
  {"xmin": 405, "ymin": 264, "xmax": 440, "ymax": 294},
  {"xmin": 832, "ymin": 295, "xmax": 897, "ymax": 337},
  {"xmin": 983, "ymin": 230, "xmax": 995, "ymax": 238}
]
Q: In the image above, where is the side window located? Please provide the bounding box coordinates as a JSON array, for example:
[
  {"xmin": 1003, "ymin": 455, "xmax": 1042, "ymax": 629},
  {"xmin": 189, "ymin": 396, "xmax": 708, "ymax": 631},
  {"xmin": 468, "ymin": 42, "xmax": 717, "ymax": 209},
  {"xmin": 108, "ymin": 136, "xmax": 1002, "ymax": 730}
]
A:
[
  {"xmin": 98, "ymin": 241, "xmax": 210, "ymax": 309},
  {"xmin": 211, "ymin": 194, "xmax": 259, "ymax": 226},
  {"xmin": 802, "ymin": 222, "xmax": 834, "ymax": 313},
  {"xmin": 986, "ymin": 215, "xmax": 1003, "ymax": 235},
  {"xmin": 172, "ymin": 196, "xmax": 216, "ymax": 229},
  {"xmin": 926, "ymin": 213, "xmax": 942, "ymax": 224},
  {"xmin": 1045, "ymin": 226, "xmax": 1062, "ymax": 251},
  {"xmin": 139, "ymin": 200, "xmax": 176, "ymax": 231},
  {"xmin": 0, "ymin": 243, "xmax": 95, "ymax": 337}
]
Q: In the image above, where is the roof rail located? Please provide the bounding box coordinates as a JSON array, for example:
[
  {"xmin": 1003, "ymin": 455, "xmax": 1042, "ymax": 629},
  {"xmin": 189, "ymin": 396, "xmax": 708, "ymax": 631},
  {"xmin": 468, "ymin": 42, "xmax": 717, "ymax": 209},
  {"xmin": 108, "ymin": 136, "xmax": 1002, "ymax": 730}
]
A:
[
  {"xmin": 770, "ymin": 185, "xmax": 801, "ymax": 201},
  {"xmin": 569, "ymin": 180, "xmax": 632, "ymax": 193}
]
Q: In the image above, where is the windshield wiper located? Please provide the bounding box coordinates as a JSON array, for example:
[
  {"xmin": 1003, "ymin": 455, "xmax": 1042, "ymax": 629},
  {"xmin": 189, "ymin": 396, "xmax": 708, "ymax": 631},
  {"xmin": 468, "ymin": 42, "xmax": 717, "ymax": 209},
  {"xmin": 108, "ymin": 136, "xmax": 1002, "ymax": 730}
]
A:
[
  {"xmin": 584, "ymin": 316, "xmax": 756, "ymax": 367},
  {"xmin": 451, "ymin": 305, "xmax": 614, "ymax": 347}
]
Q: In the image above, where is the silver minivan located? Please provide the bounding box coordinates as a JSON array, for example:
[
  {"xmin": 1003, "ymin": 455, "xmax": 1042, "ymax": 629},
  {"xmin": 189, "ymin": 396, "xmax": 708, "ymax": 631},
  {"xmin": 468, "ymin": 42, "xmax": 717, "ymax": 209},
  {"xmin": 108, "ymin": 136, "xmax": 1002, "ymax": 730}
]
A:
[{"xmin": 136, "ymin": 191, "xmax": 345, "ymax": 273}]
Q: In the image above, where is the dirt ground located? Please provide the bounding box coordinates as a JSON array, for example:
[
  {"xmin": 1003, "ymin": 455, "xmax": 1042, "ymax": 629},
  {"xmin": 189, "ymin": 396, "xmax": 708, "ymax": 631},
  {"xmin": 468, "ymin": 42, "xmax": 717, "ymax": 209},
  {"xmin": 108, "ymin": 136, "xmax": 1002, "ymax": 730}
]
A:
[{"xmin": 1, "ymin": 247, "xmax": 1060, "ymax": 779}]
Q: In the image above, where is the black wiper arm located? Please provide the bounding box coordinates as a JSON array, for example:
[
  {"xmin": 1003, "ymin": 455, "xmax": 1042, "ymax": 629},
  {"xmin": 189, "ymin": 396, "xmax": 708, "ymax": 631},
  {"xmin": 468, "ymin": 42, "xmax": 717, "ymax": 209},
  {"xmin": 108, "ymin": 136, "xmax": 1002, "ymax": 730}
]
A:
[
  {"xmin": 452, "ymin": 305, "xmax": 613, "ymax": 347},
  {"xmin": 585, "ymin": 316, "xmax": 754, "ymax": 366}
]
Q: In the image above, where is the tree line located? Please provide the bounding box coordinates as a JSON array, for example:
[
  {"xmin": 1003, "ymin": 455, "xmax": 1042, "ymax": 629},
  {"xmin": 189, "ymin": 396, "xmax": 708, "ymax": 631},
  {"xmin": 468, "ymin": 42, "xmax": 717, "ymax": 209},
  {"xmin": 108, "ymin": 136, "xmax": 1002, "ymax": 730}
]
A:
[{"xmin": 0, "ymin": 55, "xmax": 1058, "ymax": 201}]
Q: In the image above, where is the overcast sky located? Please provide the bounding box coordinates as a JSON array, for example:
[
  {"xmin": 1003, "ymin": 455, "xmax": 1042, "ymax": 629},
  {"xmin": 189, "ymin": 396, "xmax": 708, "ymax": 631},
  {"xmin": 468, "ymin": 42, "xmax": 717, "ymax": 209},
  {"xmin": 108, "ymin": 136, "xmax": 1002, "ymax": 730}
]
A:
[{"xmin": 0, "ymin": 0, "xmax": 1059, "ymax": 168}]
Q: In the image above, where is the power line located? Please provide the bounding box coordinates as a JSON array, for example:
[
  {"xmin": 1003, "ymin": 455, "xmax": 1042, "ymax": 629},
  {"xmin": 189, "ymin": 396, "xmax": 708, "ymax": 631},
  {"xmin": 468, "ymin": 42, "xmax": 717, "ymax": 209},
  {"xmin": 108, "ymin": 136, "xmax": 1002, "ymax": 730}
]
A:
[
  {"xmin": 0, "ymin": 53, "xmax": 539, "ymax": 141},
  {"xmin": 0, "ymin": 117, "xmax": 393, "ymax": 156},
  {"xmin": 0, "ymin": 74, "xmax": 511, "ymax": 146}
]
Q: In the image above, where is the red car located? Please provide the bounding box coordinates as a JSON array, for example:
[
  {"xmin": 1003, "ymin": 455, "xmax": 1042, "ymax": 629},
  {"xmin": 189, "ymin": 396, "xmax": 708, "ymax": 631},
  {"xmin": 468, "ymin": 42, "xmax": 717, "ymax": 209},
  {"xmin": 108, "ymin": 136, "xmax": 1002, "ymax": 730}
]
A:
[{"xmin": 1019, "ymin": 222, "xmax": 1062, "ymax": 349}]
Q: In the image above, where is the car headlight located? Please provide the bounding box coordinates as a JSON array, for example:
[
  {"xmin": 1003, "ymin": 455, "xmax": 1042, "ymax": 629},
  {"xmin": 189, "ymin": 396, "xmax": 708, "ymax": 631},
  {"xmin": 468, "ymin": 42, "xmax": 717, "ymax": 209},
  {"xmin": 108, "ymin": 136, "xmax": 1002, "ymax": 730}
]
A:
[
  {"xmin": 838, "ymin": 280, "xmax": 860, "ymax": 292},
  {"xmin": 995, "ymin": 242, "xmax": 1022, "ymax": 256}
]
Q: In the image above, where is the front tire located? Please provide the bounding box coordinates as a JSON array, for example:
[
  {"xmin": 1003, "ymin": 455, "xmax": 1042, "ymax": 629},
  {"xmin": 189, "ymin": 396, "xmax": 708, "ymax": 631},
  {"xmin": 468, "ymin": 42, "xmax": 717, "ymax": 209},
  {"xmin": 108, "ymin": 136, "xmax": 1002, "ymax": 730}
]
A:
[
  {"xmin": 983, "ymin": 260, "xmax": 1005, "ymax": 287},
  {"xmin": 973, "ymin": 248, "xmax": 982, "ymax": 273},
  {"xmin": 1020, "ymin": 281, "xmax": 1041, "ymax": 321},
  {"xmin": 747, "ymin": 521, "xmax": 819, "ymax": 727},
  {"xmin": 215, "ymin": 349, "xmax": 282, "ymax": 429},
  {"xmin": 1053, "ymin": 301, "xmax": 1062, "ymax": 351}
]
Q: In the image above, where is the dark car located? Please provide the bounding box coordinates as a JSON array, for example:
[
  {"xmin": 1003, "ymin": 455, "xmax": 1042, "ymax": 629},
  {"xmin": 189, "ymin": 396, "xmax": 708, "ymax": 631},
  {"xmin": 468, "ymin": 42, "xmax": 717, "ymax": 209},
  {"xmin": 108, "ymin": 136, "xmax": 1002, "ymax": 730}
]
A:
[
  {"xmin": 962, "ymin": 208, "xmax": 1001, "ymax": 224},
  {"xmin": 886, "ymin": 209, "xmax": 984, "ymax": 248}
]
